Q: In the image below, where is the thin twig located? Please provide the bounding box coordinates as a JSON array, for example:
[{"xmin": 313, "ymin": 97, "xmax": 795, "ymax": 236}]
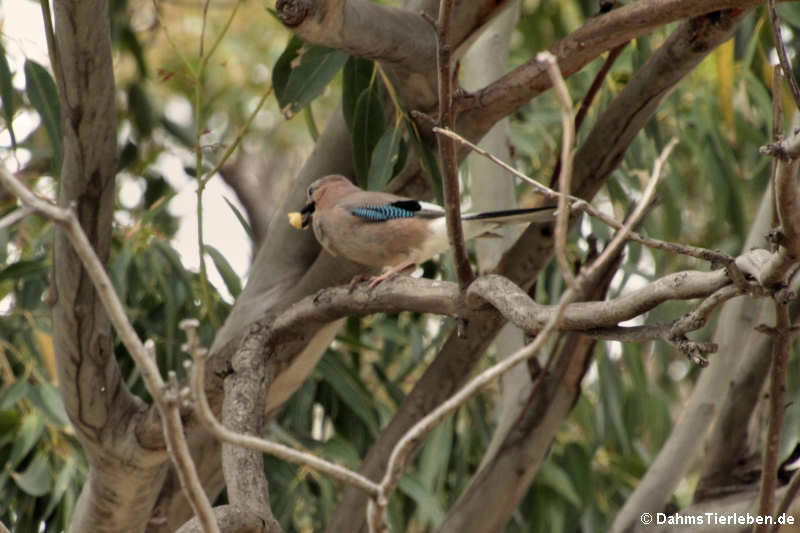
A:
[
  {"xmin": 0, "ymin": 168, "xmax": 218, "ymax": 532},
  {"xmin": 436, "ymin": 0, "xmax": 473, "ymax": 290},
  {"xmin": 767, "ymin": 0, "xmax": 800, "ymax": 111},
  {"xmin": 161, "ymin": 348, "xmax": 219, "ymax": 533},
  {"xmin": 538, "ymin": 51, "xmax": 577, "ymax": 289},
  {"xmin": 666, "ymin": 284, "xmax": 743, "ymax": 365},
  {"xmin": 373, "ymin": 286, "xmax": 578, "ymax": 527},
  {"xmin": 0, "ymin": 206, "xmax": 35, "ymax": 230},
  {"xmin": 581, "ymin": 138, "xmax": 678, "ymax": 285},
  {"xmin": 373, "ymin": 138, "xmax": 680, "ymax": 523},
  {"xmin": 199, "ymin": 84, "xmax": 274, "ymax": 186},
  {"xmin": 184, "ymin": 334, "xmax": 381, "ymax": 498},
  {"xmin": 192, "ymin": 0, "xmax": 244, "ymax": 328},
  {"xmin": 549, "ymin": 42, "xmax": 628, "ymax": 187},
  {"xmin": 199, "ymin": 0, "xmax": 210, "ymax": 58},
  {"xmin": 755, "ymin": 301, "xmax": 792, "ymax": 533},
  {"xmin": 433, "ymin": 126, "xmax": 743, "ymax": 277}
]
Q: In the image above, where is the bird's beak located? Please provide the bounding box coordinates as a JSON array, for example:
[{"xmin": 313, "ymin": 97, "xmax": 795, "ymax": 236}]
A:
[{"xmin": 300, "ymin": 201, "xmax": 315, "ymax": 228}]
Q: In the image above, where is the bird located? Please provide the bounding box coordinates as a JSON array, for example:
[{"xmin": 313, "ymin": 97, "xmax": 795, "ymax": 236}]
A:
[{"xmin": 291, "ymin": 174, "xmax": 555, "ymax": 287}]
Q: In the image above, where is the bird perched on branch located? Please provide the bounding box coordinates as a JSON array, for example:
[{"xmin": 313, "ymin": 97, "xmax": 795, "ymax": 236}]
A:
[{"xmin": 289, "ymin": 174, "xmax": 555, "ymax": 287}]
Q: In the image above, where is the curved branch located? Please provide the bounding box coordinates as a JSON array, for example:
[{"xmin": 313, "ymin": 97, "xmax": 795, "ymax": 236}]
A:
[
  {"xmin": 188, "ymin": 334, "xmax": 381, "ymax": 498},
  {"xmin": 466, "ymin": 269, "xmax": 731, "ymax": 333},
  {"xmin": 175, "ymin": 504, "xmax": 271, "ymax": 533},
  {"xmin": 275, "ymin": 0, "xmax": 436, "ymax": 73},
  {"xmin": 759, "ymin": 127, "xmax": 800, "ymax": 287},
  {"xmin": 458, "ymin": 0, "xmax": 759, "ymax": 132}
]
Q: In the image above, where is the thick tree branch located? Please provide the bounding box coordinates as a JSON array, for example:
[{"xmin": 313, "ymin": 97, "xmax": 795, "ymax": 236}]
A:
[
  {"xmin": 275, "ymin": 0, "xmax": 436, "ymax": 75},
  {"xmin": 219, "ymin": 325, "xmax": 282, "ymax": 532},
  {"xmin": 275, "ymin": 0, "xmax": 512, "ymax": 109},
  {"xmin": 175, "ymin": 504, "xmax": 271, "ymax": 533},
  {"xmin": 42, "ymin": 1, "xmax": 184, "ymax": 530},
  {"xmin": 457, "ymin": 1, "xmax": 759, "ymax": 136},
  {"xmin": 0, "ymin": 171, "xmax": 215, "ymax": 532}
]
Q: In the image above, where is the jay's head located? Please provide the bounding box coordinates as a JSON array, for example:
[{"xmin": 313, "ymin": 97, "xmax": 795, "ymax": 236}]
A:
[{"xmin": 300, "ymin": 175, "xmax": 358, "ymax": 228}]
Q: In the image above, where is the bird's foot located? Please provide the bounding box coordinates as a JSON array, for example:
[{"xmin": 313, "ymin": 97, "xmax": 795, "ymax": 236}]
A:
[
  {"xmin": 366, "ymin": 270, "xmax": 399, "ymax": 289},
  {"xmin": 348, "ymin": 274, "xmax": 370, "ymax": 293}
]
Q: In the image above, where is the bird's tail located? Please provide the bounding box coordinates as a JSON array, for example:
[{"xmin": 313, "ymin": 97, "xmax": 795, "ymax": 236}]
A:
[{"xmin": 462, "ymin": 205, "xmax": 556, "ymax": 224}]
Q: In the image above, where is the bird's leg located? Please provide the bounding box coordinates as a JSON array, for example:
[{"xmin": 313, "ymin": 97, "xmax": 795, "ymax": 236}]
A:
[
  {"xmin": 348, "ymin": 273, "xmax": 371, "ymax": 293},
  {"xmin": 367, "ymin": 260, "xmax": 417, "ymax": 288}
]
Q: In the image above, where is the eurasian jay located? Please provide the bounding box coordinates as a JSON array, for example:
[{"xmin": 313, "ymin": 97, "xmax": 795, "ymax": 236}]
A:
[{"xmin": 291, "ymin": 174, "xmax": 555, "ymax": 287}]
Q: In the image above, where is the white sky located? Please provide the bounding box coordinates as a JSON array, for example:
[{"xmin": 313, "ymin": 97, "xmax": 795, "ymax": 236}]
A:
[{"xmin": 1, "ymin": 1, "xmax": 252, "ymax": 302}]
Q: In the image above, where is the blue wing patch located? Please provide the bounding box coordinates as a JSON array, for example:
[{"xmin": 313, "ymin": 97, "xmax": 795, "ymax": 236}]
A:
[{"xmin": 351, "ymin": 204, "xmax": 416, "ymax": 221}]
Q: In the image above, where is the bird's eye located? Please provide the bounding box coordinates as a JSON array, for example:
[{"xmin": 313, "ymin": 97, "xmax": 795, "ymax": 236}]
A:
[{"xmin": 307, "ymin": 186, "xmax": 314, "ymax": 197}]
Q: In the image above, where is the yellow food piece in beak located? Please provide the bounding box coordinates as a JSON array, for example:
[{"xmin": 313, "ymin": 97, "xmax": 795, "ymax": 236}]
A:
[{"xmin": 288, "ymin": 211, "xmax": 305, "ymax": 230}]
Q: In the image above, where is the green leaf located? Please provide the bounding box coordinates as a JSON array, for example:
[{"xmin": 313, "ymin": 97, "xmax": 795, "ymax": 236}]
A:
[
  {"xmin": 0, "ymin": 258, "xmax": 48, "ymax": 284},
  {"xmin": 28, "ymin": 383, "xmax": 70, "ymax": 428},
  {"xmin": 273, "ymin": 36, "xmax": 303, "ymax": 106},
  {"xmin": 118, "ymin": 26, "xmax": 148, "ymax": 78},
  {"xmin": 0, "ymin": 408, "xmax": 20, "ymax": 434},
  {"xmin": 118, "ymin": 140, "xmax": 139, "ymax": 171},
  {"xmin": 110, "ymin": 244, "xmax": 133, "ymax": 303},
  {"xmin": 12, "ymin": 453, "xmax": 51, "ymax": 496},
  {"xmin": 777, "ymin": 2, "xmax": 800, "ymax": 27},
  {"xmin": 342, "ymin": 56, "xmax": 375, "ymax": 132},
  {"xmin": 368, "ymin": 126, "xmax": 403, "ymax": 191},
  {"xmin": 316, "ymin": 352, "xmax": 379, "ymax": 436},
  {"xmin": 321, "ymin": 435, "xmax": 361, "ymax": 468},
  {"xmin": 273, "ymin": 37, "xmax": 347, "ymax": 118},
  {"xmin": 393, "ymin": 137, "xmax": 408, "ymax": 177},
  {"xmin": 407, "ymin": 121, "xmax": 443, "ymax": 204},
  {"xmin": 8, "ymin": 412, "xmax": 44, "ymax": 469},
  {"xmin": 0, "ymin": 380, "xmax": 30, "ymax": 409},
  {"xmin": 44, "ymin": 456, "xmax": 76, "ymax": 517},
  {"xmin": 352, "ymin": 86, "xmax": 385, "ymax": 187},
  {"xmin": 0, "ymin": 42, "xmax": 17, "ymax": 148},
  {"xmin": 537, "ymin": 460, "xmax": 582, "ymax": 507},
  {"xmin": 597, "ymin": 350, "xmax": 629, "ymax": 452},
  {"xmin": 204, "ymin": 244, "xmax": 242, "ymax": 298},
  {"xmin": 127, "ymin": 83, "xmax": 155, "ymax": 137},
  {"xmin": 24, "ymin": 60, "xmax": 61, "ymax": 161},
  {"xmin": 418, "ymin": 416, "xmax": 452, "ymax": 490},
  {"xmin": 398, "ymin": 474, "xmax": 445, "ymax": 527},
  {"xmin": 223, "ymin": 196, "xmax": 255, "ymax": 242},
  {"xmin": 161, "ymin": 116, "xmax": 194, "ymax": 147}
]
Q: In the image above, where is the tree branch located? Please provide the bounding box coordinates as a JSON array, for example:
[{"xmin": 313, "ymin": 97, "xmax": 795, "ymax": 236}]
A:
[
  {"xmin": 0, "ymin": 170, "xmax": 215, "ymax": 532},
  {"xmin": 434, "ymin": 125, "xmax": 745, "ymax": 280},
  {"xmin": 766, "ymin": 0, "xmax": 800, "ymax": 112},
  {"xmin": 457, "ymin": 0, "xmax": 759, "ymax": 134},
  {"xmin": 436, "ymin": 0, "xmax": 473, "ymax": 289},
  {"xmin": 332, "ymin": 12, "xmax": 749, "ymax": 529},
  {"xmin": 437, "ymin": 230, "xmax": 623, "ymax": 533},
  {"xmin": 754, "ymin": 301, "xmax": 793, "ymax": 532},
  {"xmin": 538, "ymin": 51, "xmax": 578, "ymax": 289},
  {"xmin": 759, "ymin": 126, "xmax": 800, "ymax": 287},
  {"xmin": 218, "ymin": 324, "xmax": 282, "ymax": 532},
  {"xmin": 187, "ymin": 332, "xmax": 382, "ymax": 497}
]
